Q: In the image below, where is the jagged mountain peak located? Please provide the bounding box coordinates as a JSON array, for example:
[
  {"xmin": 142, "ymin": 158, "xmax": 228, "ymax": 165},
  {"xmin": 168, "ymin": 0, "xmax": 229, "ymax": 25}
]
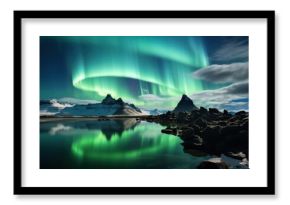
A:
[
  {"xmin": 173, "ymin": 94, "xmax": 198, "ymax": 113},
  {"xmin": 101, "ymin": 94, "xmax": 116, "ymax": 105},
  {"xmin": 115, "ymin": 98, "xmax": 125, "ymax": 105},
  {"xmin": 181, "ymin": 94, "xmax": 192, "ymax": 101}
]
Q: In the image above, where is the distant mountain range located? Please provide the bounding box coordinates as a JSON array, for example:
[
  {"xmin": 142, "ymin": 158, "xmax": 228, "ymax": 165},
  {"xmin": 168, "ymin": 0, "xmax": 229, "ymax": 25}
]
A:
[
  {"xmin": 40, "ymin": 94, "xmax": 146, "ymax": 116},
  {"xmin": 40, "ymin": 94, "xmax": 226, "ymax": 117},
  {"xmin": 40, "ymin": 99, "xmax": 73, "ymax": 116}
]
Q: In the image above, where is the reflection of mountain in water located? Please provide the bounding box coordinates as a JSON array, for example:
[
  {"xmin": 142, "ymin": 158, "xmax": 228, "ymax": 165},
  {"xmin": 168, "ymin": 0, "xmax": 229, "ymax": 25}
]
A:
[
  {"xmin": 70, "ymin": 120, "xmax": 193, "ymax": 167},
  {"xmin": 40, "ymin": 118, "xmax": 210, "ymax": 168},
  {"xmin": 42, "ymin": 118, "xmax": 140, "ymax": 140}
]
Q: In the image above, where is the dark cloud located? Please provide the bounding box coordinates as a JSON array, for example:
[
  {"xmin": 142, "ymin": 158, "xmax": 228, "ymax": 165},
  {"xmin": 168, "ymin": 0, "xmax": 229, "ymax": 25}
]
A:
[
  {"xmin": 193, "ymin": 62, "xmax": 248, "ymax": 84},
  {"xmin": 189, "ymin": 81, "xmax": 249, "ymax": 111},
  {"xmin": 211, "ymin": 39, "xmax": 248, "ymax": 63},
  {"xmin": 225, "ymin": 81, "xmax": 248, "ymax": 95}
]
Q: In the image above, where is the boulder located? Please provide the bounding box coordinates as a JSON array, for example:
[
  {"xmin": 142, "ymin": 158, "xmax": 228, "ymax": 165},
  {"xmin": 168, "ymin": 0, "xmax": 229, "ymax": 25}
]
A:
[
  {"xmin": 176, "ymin": 112, "xmax": 189, "ymax": 122},
  {"xmin": 197, "ymin": 158, "xmax": 229, "ymax": 169},
  {"xmin": 161, "ymin": 127, "xmax": 177, "ymax": 135},
  {"xmin": 179, "ymin": 127, "xmax": 195, "ymax": 138},
  {"xmin": 209, "ymin": 108, "xmax": 220, "ymax": 114},
  {"xmin": 194, "ymin": 118, "xmax": 208, "ymax": 128},
  {"xmin": 192, "ymin": 135, "xmax": 203, "ymax": 146},
  {"xmin": 199, "ymin": 107, "xmax": 208, "ymax": 114},
  {"xmin": 220, "ymin": 125, "xmax": 241, "ymax": 136},
  {"xmin": 225, "ymin": 152, "xmax": 247, "ymax": 160}
]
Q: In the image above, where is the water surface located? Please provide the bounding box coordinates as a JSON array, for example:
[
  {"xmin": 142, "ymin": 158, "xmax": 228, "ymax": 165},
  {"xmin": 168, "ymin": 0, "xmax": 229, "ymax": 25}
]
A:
[{"xmin": 40, "ymin": 118, "xmax": 209, "ymax": 169}]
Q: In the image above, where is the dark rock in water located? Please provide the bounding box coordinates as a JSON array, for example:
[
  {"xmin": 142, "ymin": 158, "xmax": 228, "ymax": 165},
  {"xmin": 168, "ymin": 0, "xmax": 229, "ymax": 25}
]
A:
[
  {"xmin": 192, "ymin": 135, "xmax": 203, "ymax": 146},
  {"xmin": 179, "ymin": 127, "xmax": 195, "ymax": 141},
  {"xmin": 218, "ymin": 121, "xmax": 227, "ymax": 126},
  {"xmin": 183, "ymin": 149, "xmax": 208, "ymax": 157},
  {"xmin": 161, "ymin": 127, "xmax": 177, "ymax": 135},
  {"xmin": 143, "ymin": 94, "xmax": 249, "ymax": 158},
  {"xmin": 197, "ymin": 158, "xmax": 229, "ymax": 169},
  {"xmin": 225, "ymin": 152, "xmax": 247, "ymax": 160},
  {"xmin": 203, "ymin": 125, "xmax": 221, "ymax": 137},
  {"xmin": 241, "ymin": 121, "xmax": 248, "ymax": 130},
  {"xmin": 220, "ymin": 125, "xmax": 241, "ymax": 136},
  {"xmin": 194, "ymin": 118, "xmax": 208, "ymax": 128},
  {"xmin": 173, "ymin": 94, "xmax": 198, "ymax": 113}
]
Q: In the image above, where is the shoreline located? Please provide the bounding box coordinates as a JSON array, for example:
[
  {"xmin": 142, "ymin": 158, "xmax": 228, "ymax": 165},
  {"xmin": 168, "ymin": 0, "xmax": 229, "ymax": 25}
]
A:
[{"xmin": 40, "ymin": 115, "xmax": 151, "ymax": 122}]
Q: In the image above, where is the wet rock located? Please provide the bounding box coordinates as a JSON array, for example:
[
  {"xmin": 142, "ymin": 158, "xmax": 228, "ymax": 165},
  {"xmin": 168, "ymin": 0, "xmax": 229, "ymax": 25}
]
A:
[
  {"xmin": 144, "ymin": 94, "xmax": 249, "ymax": 159},
  {"xmin": 235, "ymin": 110, "xmax": 247, "ymax": 116},
  {"xmin": 192, "ymin": 124, "xmax": 202, "ymax": 135},
  {"xmin": 225, "ymin": 152, "xmax": 247, "ymax": 160},
  {"xmin": 183, "ymin": 149, "xmax": 208, "ymax": 157},
  {"xmin": 179, "ymin": 127, "xmax": 195, "ymax": 139},
  {"xmin": 203, "ymin": 125, "xmax": 221, "ymax": 137},
  {"xmin": 194, "ymin": 118, "xmax": 207, "ymax": 128},
  {"xmin": 176, "ymin": 112, "xmax": 189, "ymax": 122},
  {"xmin": 161, "ymin": 127, "xmax": 177, "ymax": 135},
  {"xmin": 192, "ymin": 135, "xmax": 203, "ymax": 146},
  {"xmin": 220, "ymin": 125, "xmax": 241, "ymax": 136},
  {"xmin": 197, "ymin": 158, "xmax": 229, "ymax": 169},
  {"xmin": 209, "ymin": 108, "xmax": 220, "ymax": 114},
  {"xmin": 218, "ymin": 121, "xmax": 227, "ymax": 126},
  {"xmin": 189, "ymin": 110, "xmax": 201, "ymax": 120}
]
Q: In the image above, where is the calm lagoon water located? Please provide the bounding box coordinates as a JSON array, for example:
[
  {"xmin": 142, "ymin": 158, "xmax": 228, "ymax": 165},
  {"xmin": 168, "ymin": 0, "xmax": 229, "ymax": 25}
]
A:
[{"xmin": 40, "ymin": 118, "xmax": 209, "ymax": 169}]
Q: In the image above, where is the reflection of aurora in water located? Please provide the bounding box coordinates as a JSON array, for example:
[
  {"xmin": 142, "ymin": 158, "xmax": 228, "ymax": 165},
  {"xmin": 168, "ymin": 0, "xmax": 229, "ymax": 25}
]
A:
[
  {"xmin": 44, "ymin": 36, "xmax": 211, "ymax": 107},
  {"xmin": 40, "ymin": 119, "xmax": 209, "ymax": 169},
  {"xmin": 71, "ymin": 122, "xmax": 181, "ymax": 161}
]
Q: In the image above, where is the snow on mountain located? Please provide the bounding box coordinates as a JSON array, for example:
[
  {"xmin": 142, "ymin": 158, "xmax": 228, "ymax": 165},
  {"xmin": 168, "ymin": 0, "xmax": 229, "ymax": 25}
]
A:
[
  {"xmin": 58, "ymin": 97, "xmax": 99, "ymax": 105},
  {"xmin": 40, "ymin": 99, "xmax": 74, "ymax": 116},
  {"xmin": 54, "ymin": 94, "xmax": 143, "ymax": 116}
]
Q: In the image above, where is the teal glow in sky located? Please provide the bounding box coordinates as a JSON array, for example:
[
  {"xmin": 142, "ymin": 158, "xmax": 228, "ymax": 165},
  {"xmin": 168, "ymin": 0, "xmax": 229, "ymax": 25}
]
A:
[{"xmin": 40, "ymin": 36, "xmax": 249, "ymax": 110}]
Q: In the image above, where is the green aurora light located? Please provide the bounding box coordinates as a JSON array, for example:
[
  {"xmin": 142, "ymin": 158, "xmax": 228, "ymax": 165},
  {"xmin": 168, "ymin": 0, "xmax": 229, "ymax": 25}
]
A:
[
  {"xmin": 59, "ymin": 36, "xmax": 210, "ymax": 107},
  {"xmin": 71, "ymin": 121, "xmax": 194, "ymax": 162}
]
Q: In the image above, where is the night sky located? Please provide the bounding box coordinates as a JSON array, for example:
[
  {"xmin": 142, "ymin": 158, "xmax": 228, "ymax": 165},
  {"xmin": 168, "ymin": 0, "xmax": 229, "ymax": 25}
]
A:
[{"xmin": 40, "ymin": 36, "xmax": 248, "ymax": 111}]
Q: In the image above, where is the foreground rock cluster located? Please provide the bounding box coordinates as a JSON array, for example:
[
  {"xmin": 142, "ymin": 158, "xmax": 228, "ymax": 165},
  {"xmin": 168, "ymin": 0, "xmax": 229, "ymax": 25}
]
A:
[{"xmin": 145, "ymin": 95, "xmax": 249, "ymax": 169}]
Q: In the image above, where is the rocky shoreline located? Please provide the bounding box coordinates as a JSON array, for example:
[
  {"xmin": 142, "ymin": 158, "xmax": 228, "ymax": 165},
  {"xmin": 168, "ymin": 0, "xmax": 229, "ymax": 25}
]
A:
[{"xmin": 144, "ymin": 107, "xmax": 249, "ymax": 169}]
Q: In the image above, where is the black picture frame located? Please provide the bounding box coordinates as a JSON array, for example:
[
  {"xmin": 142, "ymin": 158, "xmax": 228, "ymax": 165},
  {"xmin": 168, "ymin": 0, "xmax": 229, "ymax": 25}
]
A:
[{"xmin": 14, "ymin": 10, "xmax": 275, "ymax": 195}]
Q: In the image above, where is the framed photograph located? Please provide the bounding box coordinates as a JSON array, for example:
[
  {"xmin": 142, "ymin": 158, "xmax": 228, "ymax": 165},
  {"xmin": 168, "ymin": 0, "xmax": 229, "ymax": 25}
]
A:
[{"xmin": 14, "ymin": 10, "xmax": 275, "ymax": 195}]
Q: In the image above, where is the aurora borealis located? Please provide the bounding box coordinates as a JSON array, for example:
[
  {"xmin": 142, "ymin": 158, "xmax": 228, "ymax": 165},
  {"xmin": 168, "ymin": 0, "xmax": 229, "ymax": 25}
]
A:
[{"xmin": 40, "ymin": 36, "xmax": 249, "ymax": 110}]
